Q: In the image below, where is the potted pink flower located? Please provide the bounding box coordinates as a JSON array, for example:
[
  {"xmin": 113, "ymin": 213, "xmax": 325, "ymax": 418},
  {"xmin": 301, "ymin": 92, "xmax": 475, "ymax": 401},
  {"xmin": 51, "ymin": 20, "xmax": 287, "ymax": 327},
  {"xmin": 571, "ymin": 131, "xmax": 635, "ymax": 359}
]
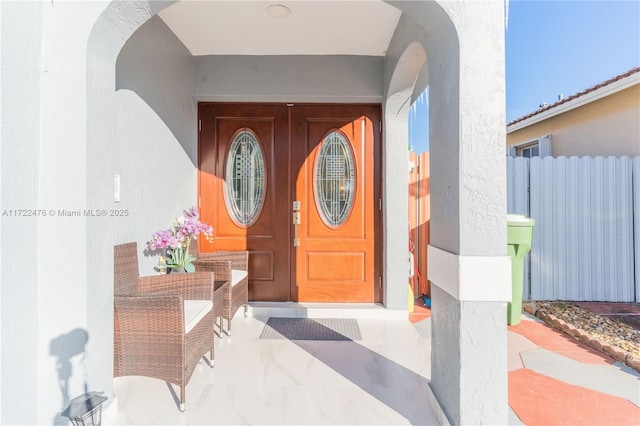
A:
[{"xmin": 147, "ymin": 207, "xmax": 213, "ymax": 273}]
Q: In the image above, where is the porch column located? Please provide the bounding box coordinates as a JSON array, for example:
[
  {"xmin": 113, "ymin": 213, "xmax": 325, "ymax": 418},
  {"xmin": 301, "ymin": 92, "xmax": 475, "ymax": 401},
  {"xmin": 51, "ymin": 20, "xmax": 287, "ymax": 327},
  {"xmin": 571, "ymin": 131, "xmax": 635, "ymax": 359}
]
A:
[{"xmin": 420, "ymin": 1, "xmax": 510, "ymax": 424}]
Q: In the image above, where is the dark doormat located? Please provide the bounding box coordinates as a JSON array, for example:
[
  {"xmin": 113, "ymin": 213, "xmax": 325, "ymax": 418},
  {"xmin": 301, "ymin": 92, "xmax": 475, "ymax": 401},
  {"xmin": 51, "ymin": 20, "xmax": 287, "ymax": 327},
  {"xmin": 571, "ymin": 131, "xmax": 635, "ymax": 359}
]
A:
[{"xmin": 259, "ymin": 318, "xmax": 362, "ymax": 341}]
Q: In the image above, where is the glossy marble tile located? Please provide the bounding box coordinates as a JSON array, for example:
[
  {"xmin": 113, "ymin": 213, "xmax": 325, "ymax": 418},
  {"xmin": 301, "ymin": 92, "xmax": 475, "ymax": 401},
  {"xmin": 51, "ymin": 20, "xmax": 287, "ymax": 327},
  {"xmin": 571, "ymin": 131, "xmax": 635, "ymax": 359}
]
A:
[{"xmin": 109, "ymin": 314, "xmax": 438, "ymax": 425}]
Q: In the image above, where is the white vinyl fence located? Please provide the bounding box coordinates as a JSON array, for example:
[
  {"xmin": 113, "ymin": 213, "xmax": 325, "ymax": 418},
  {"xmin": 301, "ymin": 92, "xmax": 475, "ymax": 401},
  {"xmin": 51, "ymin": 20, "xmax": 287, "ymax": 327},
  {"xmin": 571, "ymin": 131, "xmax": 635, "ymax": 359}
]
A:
[{"xmin": 507, "ymin": 156, "xmax": 639, "ymax": 302}]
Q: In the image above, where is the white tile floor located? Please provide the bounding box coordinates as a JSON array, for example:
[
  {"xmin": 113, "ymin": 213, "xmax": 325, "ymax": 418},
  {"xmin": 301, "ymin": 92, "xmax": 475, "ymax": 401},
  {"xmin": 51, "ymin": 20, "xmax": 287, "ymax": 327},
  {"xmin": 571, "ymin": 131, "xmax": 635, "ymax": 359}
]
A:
[{"xmin": 109, "ymin": 309, "xmax": 439, "ymax": 425}]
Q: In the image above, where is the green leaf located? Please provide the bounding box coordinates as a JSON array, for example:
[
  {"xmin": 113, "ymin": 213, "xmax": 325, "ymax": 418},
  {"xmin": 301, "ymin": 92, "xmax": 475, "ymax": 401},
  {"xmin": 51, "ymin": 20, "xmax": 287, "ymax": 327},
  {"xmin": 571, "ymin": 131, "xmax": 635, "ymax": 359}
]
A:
[{"xmin": 185, "ymin": 263, "xmax": 195, "ymax": 273}]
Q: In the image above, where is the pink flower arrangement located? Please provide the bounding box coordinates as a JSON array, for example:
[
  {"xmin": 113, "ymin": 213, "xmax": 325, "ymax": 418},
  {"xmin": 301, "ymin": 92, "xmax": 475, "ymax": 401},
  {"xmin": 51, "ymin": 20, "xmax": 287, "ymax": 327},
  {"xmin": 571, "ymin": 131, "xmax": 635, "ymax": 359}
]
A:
[{"xmin": 147, "ymin": 207, "xmax": 213, "ymax": 272}]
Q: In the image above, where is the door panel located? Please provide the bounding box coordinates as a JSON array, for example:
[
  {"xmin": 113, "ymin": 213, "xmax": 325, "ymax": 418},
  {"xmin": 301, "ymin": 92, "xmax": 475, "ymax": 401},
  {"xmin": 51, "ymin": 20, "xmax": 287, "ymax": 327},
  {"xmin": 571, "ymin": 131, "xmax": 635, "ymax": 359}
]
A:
[
  {"xmin": 291, "ymin": 105, "xmax": 380, "ymax": 302},
  {"xmin": 307, "ymin": 252, "xmax": 365, "ymax": 281},
  {"xmin": 199, "ymin": 104, "xmax": 290, "ymax": 301},
  {"xmin": 199, "ymin": 103, "xmax": 380, "ymax": 303}
]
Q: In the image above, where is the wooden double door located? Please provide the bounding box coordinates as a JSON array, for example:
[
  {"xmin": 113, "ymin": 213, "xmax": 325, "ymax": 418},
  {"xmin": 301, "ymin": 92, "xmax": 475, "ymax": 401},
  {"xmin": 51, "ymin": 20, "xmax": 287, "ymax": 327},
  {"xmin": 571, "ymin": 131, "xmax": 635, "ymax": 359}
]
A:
[{"xmin": 198, "ymin": 103, "xmax": 381, "ymax": 303}]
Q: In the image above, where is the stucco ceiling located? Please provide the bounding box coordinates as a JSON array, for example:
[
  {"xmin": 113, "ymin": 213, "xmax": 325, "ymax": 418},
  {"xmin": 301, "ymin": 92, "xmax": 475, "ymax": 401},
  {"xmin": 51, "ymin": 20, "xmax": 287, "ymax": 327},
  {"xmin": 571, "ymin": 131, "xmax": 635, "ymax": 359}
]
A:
[{"xmin": 158, "ymin": 1, "xmax": 402, "ymax": 56}]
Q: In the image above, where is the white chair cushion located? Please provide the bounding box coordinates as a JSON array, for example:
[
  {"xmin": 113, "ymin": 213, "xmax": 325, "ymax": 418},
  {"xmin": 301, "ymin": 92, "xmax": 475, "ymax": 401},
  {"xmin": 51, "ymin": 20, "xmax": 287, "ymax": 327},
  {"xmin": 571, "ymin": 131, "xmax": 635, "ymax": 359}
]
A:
[
  {"xmin": 184, "ymin": 300, "xmax": 213, "ymax": 334},
  {"xmin": 231, "ymin": 269, "xmax": 248, "ymax": 287}
]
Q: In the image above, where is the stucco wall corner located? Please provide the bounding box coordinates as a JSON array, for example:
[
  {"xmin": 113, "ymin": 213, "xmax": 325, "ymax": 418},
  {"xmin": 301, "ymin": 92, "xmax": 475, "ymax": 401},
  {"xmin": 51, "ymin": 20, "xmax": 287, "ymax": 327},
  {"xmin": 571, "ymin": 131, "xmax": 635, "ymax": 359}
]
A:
[
  {"xmin": 1, "ymin": 2, "xmax": 43, "ymax": 423},
  {"xmin": 381, "ymin": 115, "xmax": 410, "ymax": 310},
  {"xmin": 458, "ymin": 300, "xmax": 508, "ymax": 424},
  {"xmin": 409, "ymin": 2, "xmax": 509, "ymax": 425},
  {"xmin": 455, "ymin": 0, "xmax": 507, "ymax": 256},
  {"xmin": 83, "ymin": 2, "xmax": 190, "ymax": 425}
]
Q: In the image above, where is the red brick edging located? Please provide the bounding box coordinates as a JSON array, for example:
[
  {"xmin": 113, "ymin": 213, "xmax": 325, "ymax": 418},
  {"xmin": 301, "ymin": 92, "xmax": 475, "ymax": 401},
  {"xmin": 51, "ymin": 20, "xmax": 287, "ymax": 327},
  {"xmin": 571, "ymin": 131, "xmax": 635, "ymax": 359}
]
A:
[{"xmin": 522, "ymin": 304, "xmax": 640, "ymax": 373}]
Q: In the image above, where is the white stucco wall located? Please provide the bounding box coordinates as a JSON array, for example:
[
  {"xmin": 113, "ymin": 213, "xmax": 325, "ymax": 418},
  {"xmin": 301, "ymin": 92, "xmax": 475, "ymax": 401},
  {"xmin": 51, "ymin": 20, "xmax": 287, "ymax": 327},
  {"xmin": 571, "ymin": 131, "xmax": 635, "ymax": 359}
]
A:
[
  {"xmin": 386, "ymin": 2, "xmax": 509, "ymax": 424},
  {"xmin": 0, "ymin": 2, "xmax": 3, "ymax": 420},
  {"xmin": 194, "ymin": 55, "xmax": 384, "ymax": 103},
  {"xmin": 2, "ymin": 1, "xmax": 112, "ymax": 424},
  {"xmin": 114, "ymin": 14, "xmax": 198, "ymax": 266},
  {"xmin": 1, "ymin": 2, "xmax": 44, "ymax": 423},
  {"xmin": 2, "ymin": 1, "xmax": 195, "ymax": 423},
  {"xmin": 1, "ymin": 1, "xmax": 509, "ymax": 424},
  {"xmin": 37, "ymin": 4, "xmax": 108, "ymax": 423},
  {"xmin": 87, "ymin": 5, "xmax": 197, "ymax": 416},
  {"xmin": 383, "ymin": 14, "xmax": 430, "ymax": 311}
]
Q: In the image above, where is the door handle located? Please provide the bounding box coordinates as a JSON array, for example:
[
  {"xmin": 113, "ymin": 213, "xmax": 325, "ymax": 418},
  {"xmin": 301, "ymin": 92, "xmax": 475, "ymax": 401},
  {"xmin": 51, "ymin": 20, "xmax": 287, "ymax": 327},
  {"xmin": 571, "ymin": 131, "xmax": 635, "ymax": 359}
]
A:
[
  {"xmin": 293, "ymin": 211, "xmax": 301, "ymax": 246},
  {"xmin": 293, "ymin": 202, "xmax": 301, "ymax": 247}
]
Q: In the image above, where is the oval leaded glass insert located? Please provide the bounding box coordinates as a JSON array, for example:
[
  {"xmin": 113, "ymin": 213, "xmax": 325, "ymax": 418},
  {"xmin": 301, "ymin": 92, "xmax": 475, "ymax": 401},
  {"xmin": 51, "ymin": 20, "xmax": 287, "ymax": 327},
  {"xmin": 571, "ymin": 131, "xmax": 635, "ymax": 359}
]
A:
[
  {"xmin": 224, "ymin": 129, "xmax": 266, "ymax": 227},
  {"xmin": 314, "ymin": 130, "xmax": 356, "ymax": 228}
]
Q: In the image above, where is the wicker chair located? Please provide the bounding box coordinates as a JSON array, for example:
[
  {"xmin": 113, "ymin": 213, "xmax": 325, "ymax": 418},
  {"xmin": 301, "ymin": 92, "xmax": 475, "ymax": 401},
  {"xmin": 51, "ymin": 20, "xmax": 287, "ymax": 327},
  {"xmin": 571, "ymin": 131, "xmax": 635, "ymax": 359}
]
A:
[
  {"xmin": 193, "ymin": 250, "xmax": 249, "ymax": 336},
  {"xmin": 113, "ymin": 242, "xmax": 215, "ymax": 411}
]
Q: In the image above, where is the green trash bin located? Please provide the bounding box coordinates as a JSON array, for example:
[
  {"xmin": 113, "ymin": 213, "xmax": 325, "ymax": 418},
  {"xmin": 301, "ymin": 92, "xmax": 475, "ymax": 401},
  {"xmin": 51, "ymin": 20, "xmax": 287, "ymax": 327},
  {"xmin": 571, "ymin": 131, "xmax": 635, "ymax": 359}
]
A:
[{"xmin": 507, "ymin": 214, "xmax": 535, "ymax": 325}]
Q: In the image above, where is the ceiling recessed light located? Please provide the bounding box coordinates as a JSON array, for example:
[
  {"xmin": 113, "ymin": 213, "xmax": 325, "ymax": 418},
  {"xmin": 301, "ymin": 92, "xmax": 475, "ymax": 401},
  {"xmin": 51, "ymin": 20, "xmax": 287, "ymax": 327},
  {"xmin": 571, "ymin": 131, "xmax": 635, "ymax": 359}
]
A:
[{"xmin": 266, "ymin": 4, "xmax": 291, "ymax": 18}]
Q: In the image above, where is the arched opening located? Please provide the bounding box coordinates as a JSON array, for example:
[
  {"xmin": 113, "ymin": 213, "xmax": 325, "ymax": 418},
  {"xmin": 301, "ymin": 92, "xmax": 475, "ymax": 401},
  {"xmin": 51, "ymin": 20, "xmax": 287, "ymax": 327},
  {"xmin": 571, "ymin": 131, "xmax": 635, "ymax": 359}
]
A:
[
  {"xmin": 87, "ymin": 0, "xmax": 428, "ymax": 318},
  {"xmin": 87, "ymin": 0, "xmax": 416, "ymax": 387},
  {"xmin": 383, "ymin": 39, "xmax": 429, "ymax": 311},
  {"xmin": 1, "ymin": 0, "xmax": 510, "ymax": 423},
  {"xmin": 82, "ymin": 1, "xmax": 508, "ymax": 423},
  {"xmin": 386, "ymin": 42, "xmax": 428, "ymax": 119}
]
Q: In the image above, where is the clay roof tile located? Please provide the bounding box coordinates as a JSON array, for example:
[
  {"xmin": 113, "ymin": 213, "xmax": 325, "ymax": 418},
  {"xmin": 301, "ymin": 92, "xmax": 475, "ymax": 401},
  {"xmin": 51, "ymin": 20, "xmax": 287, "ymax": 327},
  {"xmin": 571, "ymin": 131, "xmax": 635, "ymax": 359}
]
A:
[{"xmin": 507, "ymin": 67, "xmax": 640, "ymax": 127}]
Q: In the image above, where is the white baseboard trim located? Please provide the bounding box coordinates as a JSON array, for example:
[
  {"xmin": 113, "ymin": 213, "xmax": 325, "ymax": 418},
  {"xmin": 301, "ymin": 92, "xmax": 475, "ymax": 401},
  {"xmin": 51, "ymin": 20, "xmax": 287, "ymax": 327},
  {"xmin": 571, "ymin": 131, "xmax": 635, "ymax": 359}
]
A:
[{"xmin": 426, "ymin": 383, "xmax": 451, "ymax": 426}]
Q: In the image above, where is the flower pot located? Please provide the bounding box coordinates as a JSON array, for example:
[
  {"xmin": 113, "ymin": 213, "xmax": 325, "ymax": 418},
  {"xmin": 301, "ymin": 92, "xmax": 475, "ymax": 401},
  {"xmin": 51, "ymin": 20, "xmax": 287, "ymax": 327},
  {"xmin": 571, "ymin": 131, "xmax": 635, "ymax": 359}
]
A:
[{"xmin": 167, "ymin": 266, "xmax": 185, "ymax": 274}]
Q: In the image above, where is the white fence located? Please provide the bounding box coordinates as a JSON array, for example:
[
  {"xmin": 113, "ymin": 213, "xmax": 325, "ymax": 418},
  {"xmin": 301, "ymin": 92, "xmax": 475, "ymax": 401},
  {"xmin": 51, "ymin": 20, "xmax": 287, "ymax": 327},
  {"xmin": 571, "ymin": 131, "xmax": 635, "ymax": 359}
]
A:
[{"xmin": 507, "ymin": 156, "xmax": 639, "ymax": 302}]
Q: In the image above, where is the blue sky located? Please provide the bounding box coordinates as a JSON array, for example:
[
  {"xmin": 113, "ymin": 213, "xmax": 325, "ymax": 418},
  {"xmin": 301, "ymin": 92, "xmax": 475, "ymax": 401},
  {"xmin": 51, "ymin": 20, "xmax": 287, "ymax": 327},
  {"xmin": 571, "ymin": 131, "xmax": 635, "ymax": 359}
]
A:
[{"xmin": 409, "ymin": 0, "xmax": 640, "ymax": 154}]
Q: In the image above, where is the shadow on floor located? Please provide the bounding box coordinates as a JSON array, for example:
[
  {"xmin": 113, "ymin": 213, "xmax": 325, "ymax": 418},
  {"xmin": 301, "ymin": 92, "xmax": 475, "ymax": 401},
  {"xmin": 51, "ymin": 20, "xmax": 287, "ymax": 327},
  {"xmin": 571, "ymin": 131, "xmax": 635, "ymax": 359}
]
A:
[{"xmin": 254, "ymin": 317, "xmax": 432, "ymax": 424}]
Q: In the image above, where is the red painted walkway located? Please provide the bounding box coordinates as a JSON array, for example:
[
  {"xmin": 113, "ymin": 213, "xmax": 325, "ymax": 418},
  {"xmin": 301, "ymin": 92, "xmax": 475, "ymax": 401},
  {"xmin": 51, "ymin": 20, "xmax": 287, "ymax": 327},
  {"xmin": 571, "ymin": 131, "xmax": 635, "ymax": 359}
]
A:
[
  {"xmin": 508, "ymin": 318, "xmax": 639, "ymax": 425},
  {"xmin": 509, "ymin": 368, "xmax": 639, "ymax": 426},
  {"xmin": 509, "ymin": 319, "xmax": 613, "ymax": 365},
  {"xmin": 411, "ymin": 304, "xmax": 640, "ymax": 425}
]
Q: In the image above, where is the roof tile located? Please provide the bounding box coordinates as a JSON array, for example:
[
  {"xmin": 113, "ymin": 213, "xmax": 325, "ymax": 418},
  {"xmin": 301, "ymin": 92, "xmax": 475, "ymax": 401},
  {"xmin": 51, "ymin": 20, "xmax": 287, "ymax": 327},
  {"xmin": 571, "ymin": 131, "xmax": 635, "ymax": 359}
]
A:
[{"xmin": 507, "ymin": 67, "xmax": 640, "ymax": 127}]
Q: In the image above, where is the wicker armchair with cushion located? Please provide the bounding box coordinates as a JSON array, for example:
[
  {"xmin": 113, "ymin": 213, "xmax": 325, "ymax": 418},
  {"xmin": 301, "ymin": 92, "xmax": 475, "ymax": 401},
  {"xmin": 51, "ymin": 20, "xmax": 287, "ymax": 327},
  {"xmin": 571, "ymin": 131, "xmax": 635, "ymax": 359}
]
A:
[
  {"xmin": 113, "ymin": 242, "xmax": 215, "ymax": 411},
  {"xmin": 193, "ymin": 251, "xmax": 249, "ymax": 336}
]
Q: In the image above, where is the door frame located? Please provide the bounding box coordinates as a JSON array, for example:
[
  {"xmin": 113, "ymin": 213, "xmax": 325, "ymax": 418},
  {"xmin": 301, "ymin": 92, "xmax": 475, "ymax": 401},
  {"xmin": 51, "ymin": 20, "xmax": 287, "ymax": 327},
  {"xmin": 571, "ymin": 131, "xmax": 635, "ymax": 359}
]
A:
[{"xmin": 197, "ymin": 102, "xmax": 383, "ymax": 303}]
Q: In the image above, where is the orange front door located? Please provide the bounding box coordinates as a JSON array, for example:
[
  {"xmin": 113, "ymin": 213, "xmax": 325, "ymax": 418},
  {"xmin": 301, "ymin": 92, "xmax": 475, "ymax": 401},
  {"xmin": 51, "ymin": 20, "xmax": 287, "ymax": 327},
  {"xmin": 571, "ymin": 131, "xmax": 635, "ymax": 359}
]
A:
[
  {"xmin": 199, "ymin": 104, "xmax": 290, "ymax": 301},
  {"xmin": 291, "ymin": 105, "xmax": 381, "ymax": 302},
  {"xmin": 199, "ymin": 103, "xmax": 380, "ymax": 303}
]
